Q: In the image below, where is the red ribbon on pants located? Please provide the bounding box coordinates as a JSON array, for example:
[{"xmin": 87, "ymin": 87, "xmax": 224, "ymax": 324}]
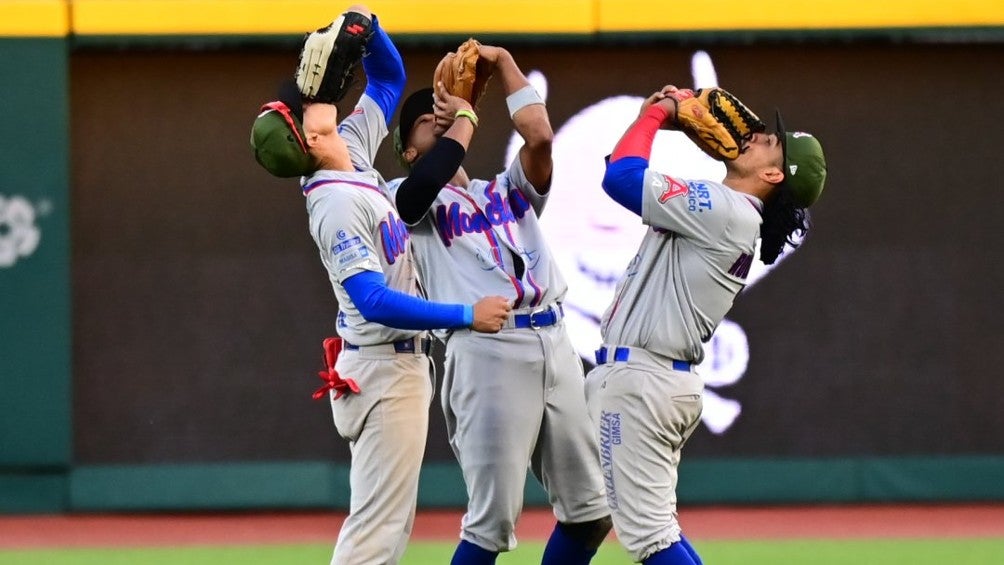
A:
[{"xmin": 311, "ymin": 337, "xmax": 361, "ymax": 400}]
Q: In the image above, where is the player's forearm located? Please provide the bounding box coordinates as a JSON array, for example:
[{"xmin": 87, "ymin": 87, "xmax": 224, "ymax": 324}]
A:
[
  {"xmin": 510, "ymin": 92, "xmax": 553, "ymax": 192},
  {"xmin": 344, "ymin": 270, "xmax": 473, "ymax": 329},
  {"xmin": 395, "ymin": 137, "xmax": 466, "ymax": 225},
  {"xmin": 611, "ymin": 104, "xmax": 668, "ymax": 162},
  {"xmin": 443, "ymin": 108, "xmax": 476, "ymax": 150},
  {"xmin": 498, "ymin": 53, "xmax": 552, "ymax": 190},
  {"xmin": 494, "ymin": 49, "xmax": 529, "ymax": 96},
  {"xmin": 501, "ymin": 56, "xmax": 551, "ymax": 159},
  {"xmin": 361, "ymin": 16, "xmax": 406, "ymax": 125}
]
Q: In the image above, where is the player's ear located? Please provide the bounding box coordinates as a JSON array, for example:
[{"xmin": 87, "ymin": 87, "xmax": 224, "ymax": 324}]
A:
[
  {"xmin": 760, "ymin": 165, "xmax": 784, "ymax": 186},
  {"xmin": 306, "ymin": 130, "xmax": 321, "ymax": 148},
  {"xmin": 403, "ymin": 147, "xmax": 419, "ymax": 165}
]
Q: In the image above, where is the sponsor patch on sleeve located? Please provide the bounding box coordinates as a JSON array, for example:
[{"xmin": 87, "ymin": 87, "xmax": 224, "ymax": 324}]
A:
[
  {"xmin": 686, "ymin": 181, "xmax": 713, "ymax": 213},
  {"xmin": 330, "ymin": 234, "xmax": 371, "ymax": 268},
  {"xmin": 657, "ymin": 174, "xmax": 689, "ymax": 203},
  {"xmin": 332, "ymin": 236, "xmax": 362, "ymax": 254}
]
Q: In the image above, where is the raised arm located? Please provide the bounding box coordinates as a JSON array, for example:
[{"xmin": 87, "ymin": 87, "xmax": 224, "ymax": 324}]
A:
[
  {"xmin": 361, "ymin": 14, "xmax": 406, "ymax": 127},
  {"xmin": 481, "ymin": 46, "xmax": 553, "ymax": 193},
  {"xmin": 603, "ymin": 87, "xmax": 681, "ymax": 216}
]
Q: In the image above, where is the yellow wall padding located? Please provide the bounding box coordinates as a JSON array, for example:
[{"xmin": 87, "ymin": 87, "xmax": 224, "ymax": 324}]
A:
[
  {"xmin": 0, "ymin": 1, "xmax": 70, "ymax": 37},
  {"xmin": 3, "ymin": 0, "xmax": 1001, "ymax": 37},
  {"xmin": 70, "ymin": 0, "xmax": 594, "ymax": 35},
  {"xmin": 597, "ymin": 0, "xmax": 1004, "ymax": 31}
]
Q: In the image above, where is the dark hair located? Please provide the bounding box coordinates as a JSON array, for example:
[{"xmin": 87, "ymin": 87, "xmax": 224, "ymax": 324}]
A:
[
  {"xmin": 397, "ymin": 87, "xmax": 435, "ymax": 149},
  {"xmin": 276, "ymin": 78, "xmax": 305, "ymax": 119},
  {"xmin": 759, "ymin": 189, "xmax": 808, "ymax": 265}
]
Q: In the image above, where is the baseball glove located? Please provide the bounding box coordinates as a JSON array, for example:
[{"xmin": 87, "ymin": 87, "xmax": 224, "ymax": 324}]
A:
[
  {"xmin": 675, "ymin": 88, "xmax": 765, "ymax": 161},
  {"xmin": 433, "ymin": 38, "xmax": 493, "ymax": 109},
  {"xmin": 294, "ymin": 11, "xmax": 374, "ymax": 104}
]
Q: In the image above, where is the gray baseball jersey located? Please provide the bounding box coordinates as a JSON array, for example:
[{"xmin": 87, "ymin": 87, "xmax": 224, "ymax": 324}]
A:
[
  {"xmin": 585, "ymin": 167, "xmax": 764, "ymax": 561},
  {"xmin": 389, "ymin": 157, "xmax": 609, "ymax": 552},
  {"xmin": 387, "ymin": 156, "xmax": 563, "ymax": 308},
  {"xmin": 304, "ymin": 94, "xmax": 432, "ymax": 565},
  {"xmin": 600, "ymin": 170, "xmax": 763, "ymax": 363},
  {"xmin": 304, "ymin": 95, "xmax": 421, "ymax": 347}
]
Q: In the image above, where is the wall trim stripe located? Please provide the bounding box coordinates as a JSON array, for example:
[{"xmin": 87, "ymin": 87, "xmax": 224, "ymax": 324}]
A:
[
  {"xmin": 5, "ymin": 456, "xmax": 1003, "ymax": 513},
  {"xmin": 2, "ymin": 456, "xmax": 990, "ymax": 513},
  {"xmin": 2, "ymin": 1, "xmax": 1001, "ymax": 38}
]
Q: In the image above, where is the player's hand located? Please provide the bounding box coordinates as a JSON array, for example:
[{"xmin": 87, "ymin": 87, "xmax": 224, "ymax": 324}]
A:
[
  {"xmin": 433, "ymin": 81, "xmax": 474, "ymax": 135},
  {"xmin": 343, "ymin": 4, "xmax": 372, "ymax": 18},
  {"xmin": 470, "ymin": 296, "xmax": 512, "ymax": 333},
  {"xmin": 639, "ymin": 85, "xmax": 691, "ymax": 129},
  {"xmin": 474, "ymin": 44, "xmax": 507, "ymax": 69}
]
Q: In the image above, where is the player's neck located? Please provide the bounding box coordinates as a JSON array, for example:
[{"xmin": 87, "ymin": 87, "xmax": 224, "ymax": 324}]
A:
[
  {"xmin": 449, "ymin": 167, "xmax": 470, "ymax": 188},
  {"xmin": 723, "ymin": 172, "xmax": 772, "ymax": 201},
  {"xmin": 316, "ymin": 151, "xmax": 354, "ymax": 172}
]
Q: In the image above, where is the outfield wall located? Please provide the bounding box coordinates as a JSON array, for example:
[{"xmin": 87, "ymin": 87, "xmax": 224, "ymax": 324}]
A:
[{"xmin": 1, "ymin": 4, "xmax": 1003, "ymax": 513}]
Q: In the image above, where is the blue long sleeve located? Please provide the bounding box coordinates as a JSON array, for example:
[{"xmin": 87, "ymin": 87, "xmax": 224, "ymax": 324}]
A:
[
  {"xmin": 343, "ymin": 270, "xmax": 473, "ymax": 329},
  {"xmin": 362, "ymin": 16, "xmax": 406, "ymax": 127},
  {"xmin": 602, "ymin": 156, "xmax": 646, "ymax": 216}
]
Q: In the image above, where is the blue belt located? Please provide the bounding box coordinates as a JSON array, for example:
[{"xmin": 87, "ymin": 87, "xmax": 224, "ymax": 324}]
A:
[
  {"xmin": 344, "ymin": 337, "xmax": 431, "ymax": 355},
  {"xmin": 510, "ymin": 304, "xmax": 564, "ymax": 330},
  {"xmin": 594, "ymin": 346, "xmax": 692, "ymax": 372}
]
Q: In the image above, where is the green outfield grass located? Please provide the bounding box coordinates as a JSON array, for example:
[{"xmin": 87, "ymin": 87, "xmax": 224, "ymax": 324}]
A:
[{"xmin": 2, "ymin": 539, "xmax": 1004, "ymax": 565}]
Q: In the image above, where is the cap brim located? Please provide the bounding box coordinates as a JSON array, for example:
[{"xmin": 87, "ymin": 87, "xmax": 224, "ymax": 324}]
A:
[
  {"xmin": 774, "ymin": 108, "xmax": 791, "ymax": 192},
  {"xmin": 774, "ymin": 108, "xmax": 787, "ymax": 167}
]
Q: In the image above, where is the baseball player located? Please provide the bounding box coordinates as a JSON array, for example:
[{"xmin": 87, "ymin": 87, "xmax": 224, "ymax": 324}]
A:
[
  {"xmin": 583, "ymin": 85, "xmax": 827, "ymax": 564},
  {"xmin": 250, "ymin": 7, "xmax": 511, "ymax": 564},
  {"xmin": 388, "ymin": 45, "xmax": 612, "ymax": 564}
]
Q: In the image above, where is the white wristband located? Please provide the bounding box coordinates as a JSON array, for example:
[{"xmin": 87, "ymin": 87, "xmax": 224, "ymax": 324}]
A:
[{"xmin": 506, "ymin": 85, "xmax": 544, "ymax": 118}]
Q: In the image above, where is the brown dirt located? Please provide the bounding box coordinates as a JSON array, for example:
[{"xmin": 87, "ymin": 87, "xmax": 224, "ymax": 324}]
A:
[{"xmin": 1, "ymin": 504, "xmax": 1002, "ymax": 549}]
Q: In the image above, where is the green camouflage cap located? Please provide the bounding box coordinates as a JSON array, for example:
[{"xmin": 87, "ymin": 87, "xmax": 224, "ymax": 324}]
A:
[
  {"xmin": 250, "ymin": 101, "xmax": 314, "ymax": 178},
  {"xmin": 775, "ymin": 110, "xmax": 827, "ymax": 208}
]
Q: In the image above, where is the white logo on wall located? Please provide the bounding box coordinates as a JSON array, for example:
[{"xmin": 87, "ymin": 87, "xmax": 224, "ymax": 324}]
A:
[
  {"xmin": 504, "ymin": 52, "xmax": 806, "ymax": 434},
  {"xmin": 0, "ymin": 194, "xmax": 42, "ymax": 268}
]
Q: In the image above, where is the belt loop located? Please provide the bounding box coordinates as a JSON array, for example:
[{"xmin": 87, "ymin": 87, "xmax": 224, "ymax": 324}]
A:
[{"xmin": 594, "ymin": 347, "xmax": 607, "ymax": 365}]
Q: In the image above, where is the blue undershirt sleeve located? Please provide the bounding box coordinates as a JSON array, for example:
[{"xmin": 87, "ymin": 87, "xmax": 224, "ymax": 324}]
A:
[
  {"xmin": 361, "ymin": 16, "xmax": 406, "ymax": 127},
  {"xmin": 343, "ymin": 270, "xmax": 472, "ymax": 329},
  {"xmin": 601, "ymin": 155, "xmax": 646, "ymax": 216}
]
